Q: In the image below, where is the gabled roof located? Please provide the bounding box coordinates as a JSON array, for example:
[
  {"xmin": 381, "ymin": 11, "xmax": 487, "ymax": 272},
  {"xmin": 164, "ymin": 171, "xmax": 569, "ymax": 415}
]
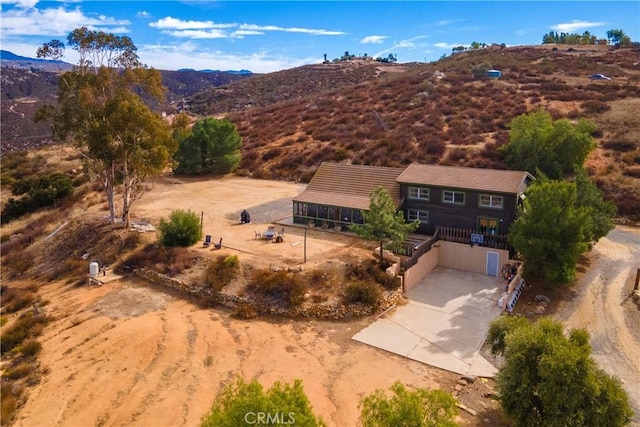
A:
[
  {"xmin": 293, "ymin": 162, "xmax": 404, "ymax": 210},
  {"xmin": 396, "ymin": 164, "xmax": 533, "ymax": 195}
]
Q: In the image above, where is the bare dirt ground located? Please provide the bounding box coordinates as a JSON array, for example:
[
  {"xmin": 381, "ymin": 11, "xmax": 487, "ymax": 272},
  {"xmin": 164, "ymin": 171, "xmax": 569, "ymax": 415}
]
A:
[
  {"xmin": 553, "ymin": 226, "xmax": 640, "ymax": 424},
  {"xmin": 9, "ymin": 175, "xmax": 639, "ymax": 426}
]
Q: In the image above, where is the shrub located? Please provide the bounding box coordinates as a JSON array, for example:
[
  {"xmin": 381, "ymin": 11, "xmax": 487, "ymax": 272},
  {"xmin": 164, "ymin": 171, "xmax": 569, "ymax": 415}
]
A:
[
  {"xmin": 2, "ymin": 363, "xmax": 33, "ymax": 380},
  {"xmin": 344, "ymin": 281, "xmax": 382, "ymax": 307},
  {"xmin": 158, "ymin": 209, "xmax": 203, "ymax": 247},
  {"xmin": 118, "ymin": 243, "xmax": 196, "ymax": 276},
  {"xmin": 0, "ymin": 324, "xmax": 28, "ymax": 355},
  {"xmin": 204, "ymin": 255, "xmax": 240, "ymax": 292},
  {"xmin": 19, "ymin": 339, "xmax": 42, "ymax": 358},
  {"xmin": 345, "ymin": 260, "xmax": 400, "ymax": 290},
  {"xmin": 201, "ymin": 378, "xmax": 325, "ymax": 427},
  {"xmin": 1, "ymin": 289, "xmax": 36, "ymax": 314},
  {"xmin": 1, "ymin": 172, "xmax": 74, "ymax": 223},
  {"xmin": 359, "ymin": 381, "xmax": 458, "ymax": 427},
  {"xmin": 247, "ymin": 269, "xmax": 306, "ymax": 307}
]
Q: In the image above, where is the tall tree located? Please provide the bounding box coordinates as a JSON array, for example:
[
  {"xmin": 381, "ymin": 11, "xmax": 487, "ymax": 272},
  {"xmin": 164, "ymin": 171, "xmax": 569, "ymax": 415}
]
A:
[
  {"xmin": 173, "ymin": 117, "xmax": 242, "ymax": 175},
  {"xmin": 36, "ymin": 27, "xmax": 175, "ymax": 227},
  {"xmin": 351, "ymin": 187, "xmax": 419, "ymax": 266},
  {"xmin": 503, "ymin": 110, "xmax": 596, "ymax": 179},
  {"xmin": 508, "ymin": 179, "xmax": 591, "ymax": 285},
  {"xmin": 487, "ymin": 316, "xmax": 633, "ymax": 427}
]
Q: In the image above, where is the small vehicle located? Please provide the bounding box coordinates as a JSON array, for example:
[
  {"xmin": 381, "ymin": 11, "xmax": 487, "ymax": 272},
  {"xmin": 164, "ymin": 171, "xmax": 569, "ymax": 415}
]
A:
[{"xmin": 589, "ymin": 74, "xmax": 611, "ymax": 80}]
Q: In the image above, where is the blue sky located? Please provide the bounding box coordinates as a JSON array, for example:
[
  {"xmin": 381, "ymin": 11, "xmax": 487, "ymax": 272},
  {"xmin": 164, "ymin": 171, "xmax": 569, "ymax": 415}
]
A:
[{"xmin": 1, "ymin": 1, "xmax": 638, "ymax": 73}]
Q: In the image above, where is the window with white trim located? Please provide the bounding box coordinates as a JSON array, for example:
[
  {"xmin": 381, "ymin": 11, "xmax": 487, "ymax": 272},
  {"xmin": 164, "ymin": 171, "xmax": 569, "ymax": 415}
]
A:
[
  {"xmin": 408, "ymin": 186, "xmax": 430, "ymax": 200},
  {"xmin": 443, "ymin": 190, "xmax": 465, "ymax": 204},
  {"xmin": 479, "ymin": 194, "xmax": 504, "ymax": 209},
  {"xmin": 408, "ymin": 209, "xmax": 429, "ymax": 223}
]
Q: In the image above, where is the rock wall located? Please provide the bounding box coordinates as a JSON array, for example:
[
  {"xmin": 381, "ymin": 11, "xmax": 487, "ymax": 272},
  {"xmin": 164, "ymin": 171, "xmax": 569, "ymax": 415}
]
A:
[{"xmin": 134, "ymin": 268, "xmax": 403, "ymax": 319}]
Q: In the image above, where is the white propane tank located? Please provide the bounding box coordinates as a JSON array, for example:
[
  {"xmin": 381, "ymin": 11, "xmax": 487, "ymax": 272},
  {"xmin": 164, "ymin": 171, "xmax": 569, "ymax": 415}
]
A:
[{"xmin": 89, "ymin": 262, "xmax": 99, "ymax": 277}]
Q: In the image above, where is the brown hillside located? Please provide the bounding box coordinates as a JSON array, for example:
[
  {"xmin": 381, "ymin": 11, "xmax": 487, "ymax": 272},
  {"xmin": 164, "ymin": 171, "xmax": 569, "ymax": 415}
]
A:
[{"xmin": 190, "ymin": 44, "xmax": 640, "ymax": 219}]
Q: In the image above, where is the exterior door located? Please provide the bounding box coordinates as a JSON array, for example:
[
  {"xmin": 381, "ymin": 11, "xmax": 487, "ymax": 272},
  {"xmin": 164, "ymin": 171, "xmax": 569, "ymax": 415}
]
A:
[{"xmin": 486, "ymin": 251, "xmax": 499, "ymax": 277}]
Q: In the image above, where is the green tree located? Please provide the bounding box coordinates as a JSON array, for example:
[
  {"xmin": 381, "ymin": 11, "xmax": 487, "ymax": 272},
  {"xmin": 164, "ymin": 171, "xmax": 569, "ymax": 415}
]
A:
[
  {"xmin": 158, "ymin": 209, "xmax": 203, "ymax": 247},
  {"xmin": 487, "ymin": 316, "xmax": 633, "ymax": 427},
  {"xmin": 201, "ymin": 378, "xmax": 325, "ymax": 427},
  {"xmin": 574, "ymin": 167, "xmax": 616, "ymax": 245},
  {"xmin": 36, "ymin": 27, "xmax": 175, "ymax": 227},
  {"xmin": 607, "ymin": 29, "xmax": 632, "ymax": 46},
  {"xmin": 174, "ymin": 117, "xmax": 242, "ymax": 174},
  {"xmin": 358, "ymin": 381, "xmax": 458, "ymax": 427},
  {"xmin": 351, "ymin": 187, "xmax": 419, "ymax": 266},
  {"xmin": 503, "ymin": 110, "xmax": 596, "ymax": 179},
  {"xmin": 1, "ymin": 173, "xmax": 74, "ymax": 222},
  {"xmin": 508, "ymin": 179, "xmax": 591, "ymax": 285}
]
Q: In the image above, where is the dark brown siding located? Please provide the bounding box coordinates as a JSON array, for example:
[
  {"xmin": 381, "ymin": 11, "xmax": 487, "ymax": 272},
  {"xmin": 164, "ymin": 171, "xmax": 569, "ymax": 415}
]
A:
[{"xmin": 402, "ymin": 184, "xmax": 519, "ymax": 235}]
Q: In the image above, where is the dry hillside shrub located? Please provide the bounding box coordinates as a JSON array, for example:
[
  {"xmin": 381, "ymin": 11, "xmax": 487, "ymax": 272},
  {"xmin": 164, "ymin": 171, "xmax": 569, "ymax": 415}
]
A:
[
  {"xmin": 343, "ymin": 281, "xmax": 382, "ymax": 307},
  {"xmin": 602, "ymin": 136, "xmax": 638, "ymax": 152},
  {"xmin": 622, "ymin": 166, "xmax": 640, "ymax": 178},
  {"xmin": 205, "ymin": 255, "xmax": 239, "ymax": 292},
  {"xmin": 1, "ymin": 290, "xmax": 36, "ymax": 314},
  {"xmin": 247, "ymin": 269, "xmax": 307, "ymax": 307},
  {"xmin": 117, "ymin": 243, "xmax": 197, "ymax": 276},
  {"xmin": 345, "ymin": 259, "xmax": 400, "ymax": 290},
  {"xmin": 18, "ymin": 338, "xmax": 42, "ymax": 358},
  {"xmin": 580, "ymin": 99, "xmax": 611, "ymax": 114}
]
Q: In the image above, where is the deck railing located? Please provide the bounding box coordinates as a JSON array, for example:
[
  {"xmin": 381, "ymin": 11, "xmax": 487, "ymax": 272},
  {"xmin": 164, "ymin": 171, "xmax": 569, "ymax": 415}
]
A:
[{"xmin": 399, "ymin": 229, "xmax": 440, "ymax": 270}]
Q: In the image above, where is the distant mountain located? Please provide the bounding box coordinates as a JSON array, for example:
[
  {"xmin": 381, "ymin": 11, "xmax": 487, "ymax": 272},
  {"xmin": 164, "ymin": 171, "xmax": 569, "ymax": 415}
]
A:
[
  {"xmin": 1, "ymin": 50, "xmax": 73, "ymax": 72},
  {"xmin": 178, "ymin": 68, "xmax": 253, "ymax": 75}
]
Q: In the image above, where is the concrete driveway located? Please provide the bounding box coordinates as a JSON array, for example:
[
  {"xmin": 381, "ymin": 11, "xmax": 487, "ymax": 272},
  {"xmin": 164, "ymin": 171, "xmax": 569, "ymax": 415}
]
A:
[{"xmin": 352, "ymin": 267, "xmax": 504, "ymax": 377}]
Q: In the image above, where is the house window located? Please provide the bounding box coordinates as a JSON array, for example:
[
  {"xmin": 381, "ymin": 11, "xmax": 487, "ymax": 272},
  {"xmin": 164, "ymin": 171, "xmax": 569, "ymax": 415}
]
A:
[
  {"xmin": 408, "ymin": 186, "xmax": 430, "ymax": 200},
  {"xmin": 408, "ymin": 209, "xmax": 429, "ymax": 224},
  {"xmin": 479, "ymin": 194, "xmax": 504, "ymax": 209},
  {"xmin": 443, "ymin": 190, "xmax": 465, "ymax": 204}
]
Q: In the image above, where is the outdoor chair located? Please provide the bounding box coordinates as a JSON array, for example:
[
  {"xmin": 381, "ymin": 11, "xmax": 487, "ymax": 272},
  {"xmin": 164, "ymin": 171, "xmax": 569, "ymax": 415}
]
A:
[
  {"xmin": 254, "ymin": 230, "xmax": 262, "ymax": 239},
  {"xmin": 213, "ymin": 238, "xmax": 223, "ymax": 250},
  {"xmin": 203, "ymin": 235, "xmax": 212, "ymax": 247}
]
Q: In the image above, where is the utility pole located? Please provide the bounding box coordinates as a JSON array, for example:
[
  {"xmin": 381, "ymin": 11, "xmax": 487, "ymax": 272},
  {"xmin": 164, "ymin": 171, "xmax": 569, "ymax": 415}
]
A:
[{"xmin": 304, "ymin": 227, "xmax": 307, "ymax": 263}]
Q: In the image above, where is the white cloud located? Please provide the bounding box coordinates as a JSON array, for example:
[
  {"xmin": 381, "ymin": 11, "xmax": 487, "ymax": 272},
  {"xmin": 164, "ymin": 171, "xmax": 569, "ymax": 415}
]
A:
[
  {"xmin": 136, "ymin": 11, "xmax": 151, "ymax": 19},
  {"xmin": 433, "ymin": 42, "xmax": 466, "ymax": 50},
  {"xmin": 435, "ymin": 19, "xmax": 465, "ymax": 27},
  {"xmin": 552, "ymin": 20, "xmax": 606, "ymax": 32},
  {"xmin": 150, "ymin": 17, "xmax": 235, "ymax": 30},
  {"xmin": 239, "ymin": 24, "xmax": 345, "ymax": 36},
  {"xmin": 0, "ymin": 5, "xmax": 130, "ymax": 36},
  {"xmin": 165, "ymin": 29, "xmax": 231, "ymax": 39},
  {"xmin": 360, "ymin": 35, "xmax": 387, "ymax": 44}
]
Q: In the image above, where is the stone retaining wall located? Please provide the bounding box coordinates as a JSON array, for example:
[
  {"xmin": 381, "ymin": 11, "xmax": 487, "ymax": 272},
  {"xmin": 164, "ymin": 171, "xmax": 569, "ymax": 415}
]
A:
[{"xmin": 134, "ymin": 268, "xmax": 403, "ymax": 320}]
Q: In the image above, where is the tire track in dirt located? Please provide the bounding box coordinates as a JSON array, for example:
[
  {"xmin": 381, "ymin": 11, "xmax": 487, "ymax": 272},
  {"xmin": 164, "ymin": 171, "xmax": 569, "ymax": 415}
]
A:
[{"xmin": 554, "ymin": 226, "xmax": 640, "ymax": 422}]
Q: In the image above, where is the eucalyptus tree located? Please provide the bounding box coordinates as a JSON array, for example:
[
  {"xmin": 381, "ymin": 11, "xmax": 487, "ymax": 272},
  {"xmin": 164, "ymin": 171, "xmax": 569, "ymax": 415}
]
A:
[{"xmin": 36, "ymin": 27, "xmax": 175, "ymax": 226}]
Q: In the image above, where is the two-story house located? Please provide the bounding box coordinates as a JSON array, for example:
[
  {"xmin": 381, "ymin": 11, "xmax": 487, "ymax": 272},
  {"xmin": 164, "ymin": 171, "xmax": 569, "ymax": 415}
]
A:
[
  {"xmin": 396, "ymin": 163, "xmax": 534, "ymax": 236},
  {"xmin": 293, "ymin": 162, "xmax": 533, "ymax": 236}
]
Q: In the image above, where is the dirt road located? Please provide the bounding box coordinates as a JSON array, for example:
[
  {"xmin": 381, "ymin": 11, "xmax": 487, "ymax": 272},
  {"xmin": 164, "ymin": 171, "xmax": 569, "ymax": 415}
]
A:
[{"xmin": 554, "ymin": 226, "xmax": 640, "ymax": 423}]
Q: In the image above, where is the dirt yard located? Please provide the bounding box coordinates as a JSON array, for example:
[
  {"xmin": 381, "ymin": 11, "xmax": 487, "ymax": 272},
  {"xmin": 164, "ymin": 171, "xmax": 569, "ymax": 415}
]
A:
[{"xmin": 8, "ymin": 175, "xmax": 640, "ymax": 426}]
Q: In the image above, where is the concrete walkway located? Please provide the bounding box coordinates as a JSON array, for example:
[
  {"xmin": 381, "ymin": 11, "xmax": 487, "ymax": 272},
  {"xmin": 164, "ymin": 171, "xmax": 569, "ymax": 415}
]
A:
[{"xmin": 352, "ymin": 267, "xmax": 504, "ymax": 377}]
